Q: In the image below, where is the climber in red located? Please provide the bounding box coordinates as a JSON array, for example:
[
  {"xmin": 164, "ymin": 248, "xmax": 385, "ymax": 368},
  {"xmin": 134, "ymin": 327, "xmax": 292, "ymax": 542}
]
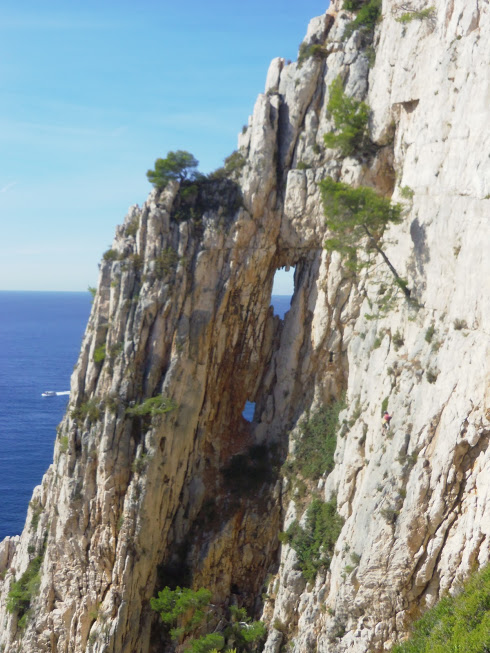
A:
[{"xmin": 382, "ymin": 411, "xmax": 392, "ymax": 430}]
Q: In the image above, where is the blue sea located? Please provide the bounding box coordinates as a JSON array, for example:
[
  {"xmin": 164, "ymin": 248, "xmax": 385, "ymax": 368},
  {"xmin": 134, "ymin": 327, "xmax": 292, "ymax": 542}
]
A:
[
  {"xmin": 0, "ymin": 292, "xmax": 92, "ymax": 541},
  {"xmin": 0, "ymin": 292, "xmax": 291, "ymax": 541}
]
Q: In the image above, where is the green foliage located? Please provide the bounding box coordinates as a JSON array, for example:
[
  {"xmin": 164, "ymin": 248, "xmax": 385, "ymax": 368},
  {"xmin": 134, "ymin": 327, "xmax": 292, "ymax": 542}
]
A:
[
  {"xmin": 293, "ymin": 401, "xmax": 344, "ymax": 480},
  {"xmin": 186, "ymin": 633, "xmax": 225, "ymax": 653},
  {"xmin": 381, "ymin": 396, "xmax": 389, "ymax": 414},
  {"xmin": 282, "ymin": 498, "xmax": 344, "ymax": 582},
  {"xmin": 150, "ymin": 586, "xmax": 212, "ymax": 636},
  {"xmin": 59, "ymin": 435, "xmax": 69, "ymax": 453},
  {"xmin": 298, "ymin": 42, "xmax": 327, "ymax": 67},
  {"xmin": 324, "ymin": 76, "xmax": 370, "ymax": 157},
  {"xmin": 392, "ymin": 330, "xmax": 404, "ymax": 351},
  {"xmin": 88, "ymin": 286, "xmax": 97, "ymax": 301},
  {"xmin": 125, "ymin": 215, "xmax": 139, "ymax": 237},
  {"xmin": 393, "ymin": 564, "xmax": 490, "ymax": 653},
  {"xmin": 132, "ymin": 452, "xmax": 150, "ymax": 474},
  {"xmin": 453, "ymin": 318, "xmax": 468, "ymax": 331},
  {"xmin": 425, "ymin": 324, "xmax": 435, "ymax": 343},
  {"xmin": 343, "ymin": 0, "xmax": 382, "ymax": 40},
  {"xmin": 400, "ymin": 185, "xmax": 415, "ymax": 199},
  {"xmin": 154, "ymin": 247, "xmax": 179, "ymax": 279},
  {"xmin": 396, "ymin": 7, "xmax": 435, "ymax": 24},
  {"xmin": 296, "ymin": 160, "xmax": 310, "ymax": 171},
  {"xmin": 208, "ymin": 150, "xmax": 246, "ymax": 181},
  {"xmin": 102, "ymin": 249, "xmax": 120, "ymax": 262},
  {"xmin": 147, "ymin": 150, "xmax": 199, "ymax": 190},
  {"xmin": 6, "ymin": 555, "xmax": 43, "ymax": 623},
  {"xmin": 70, "ymin": 398, "xmax": 101, "ymax": 422},
  {"xmin": 126, "ymin": 395, "xmax": 176, "ymax": 417},
  {"xmin": 29, "ymin": 500, "xmax": 42, "ymax": 530},
  {"xmin": 426, "ymin": 369, "xmax": 438, "ymax": 384},
  {"xmin": 320, "ymin": 177, "xmax": 409, "ymax": 296},
  {"xmin": 93, "ymin": 344, "xmax": 106, "ymax": 363},
  {"xmin": 150, "ymin": 587, "xmax": 264, "ymax": 652},
  {"xmin": 381, "ymin": 506, "xmax": 399, "ymax": 524},
  {"xmin": 343, "ymin": 0, "xmax": 365, "ymax": 10}
]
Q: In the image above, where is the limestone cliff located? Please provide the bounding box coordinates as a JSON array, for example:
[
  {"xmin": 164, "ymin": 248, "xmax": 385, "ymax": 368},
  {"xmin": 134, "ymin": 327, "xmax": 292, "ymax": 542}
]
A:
[{"xmin": 0, "ymin": 0, "xmax": 489, "ymax": 651}]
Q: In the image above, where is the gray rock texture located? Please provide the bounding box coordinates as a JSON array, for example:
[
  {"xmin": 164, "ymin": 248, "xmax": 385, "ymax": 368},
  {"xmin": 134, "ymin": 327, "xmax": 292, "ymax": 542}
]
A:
[{"xmin": 0, "ymin": 1, "xmax": 488, "ymax": 652}]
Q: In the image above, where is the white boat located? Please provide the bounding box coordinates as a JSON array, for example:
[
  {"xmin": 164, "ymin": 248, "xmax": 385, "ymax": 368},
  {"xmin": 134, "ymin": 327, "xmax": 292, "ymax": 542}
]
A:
[{"xmin": 41, "ymin": 391, "xmax": 57, "ymax": 397}]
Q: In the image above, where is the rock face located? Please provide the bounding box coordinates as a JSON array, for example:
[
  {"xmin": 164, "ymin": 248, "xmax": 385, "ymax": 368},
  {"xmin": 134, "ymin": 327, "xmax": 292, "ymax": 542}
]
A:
[{"xmin": 0, "ymin": 0, "xmax": 489, "ymax": 651}]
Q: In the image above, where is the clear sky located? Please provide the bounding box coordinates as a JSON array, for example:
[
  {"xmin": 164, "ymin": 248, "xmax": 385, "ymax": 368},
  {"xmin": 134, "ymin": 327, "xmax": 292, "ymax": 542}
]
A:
[{"xmin": 0, "ymin": 0, "xmax": 327, "ymax": 294}]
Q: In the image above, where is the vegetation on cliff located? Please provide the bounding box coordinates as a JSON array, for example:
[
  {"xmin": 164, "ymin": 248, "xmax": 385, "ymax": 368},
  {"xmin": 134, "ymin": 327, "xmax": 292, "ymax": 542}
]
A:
[
  {"xmin": 320, "ymin": 177, "xmax": 410, "ymax": 297},
  {"xmin": 151, "ymin": 586, "xmax": 266, "ymax": 652},
  {"xmin": 6, "ymin": 555, "xmax": 43, "ymax": 628},
  {"xmin": 324, "ymin": 76, "xmax": 370, "ymax": 157},
  {"xmin": 147, "ymin": 151, "xmax": 199, "ymax": 190},
  {"xmin": 280, "ymin": 498, "xmax": 344, "ymax": 582},
  {"xmin": 393, "ymin": 564, "xmax": 490, "ymax": 652}
]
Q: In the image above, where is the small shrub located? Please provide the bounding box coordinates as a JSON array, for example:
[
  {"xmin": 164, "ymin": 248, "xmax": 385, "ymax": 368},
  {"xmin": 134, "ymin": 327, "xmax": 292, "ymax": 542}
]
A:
[
  {"xmin": 324, "ymin": 76, "xmax": 370, "ymax": 157},
  {"xmin": 109, "ymin": 342, "xmax": 124, "ymax": 359},
  {"xmin": 426, "ymin": 369, "xmax": 438, "ymax": 384},
  {"xmin": 400, "ymin": 185, "xmax": 414, "ymax": 199},
  {"xmin": 102, "ymin": 249, "xmax": 119, "ymax": 262},
  {"xmin": 343, "ymin": 0, "xmax": 382, "ymax": 40},
  {"xmin": 132, "ymin": 452, "xmax": 150, "ymax": 475},
  {"xmin": 350, "ymin": 552, "xmax": 361, "ymax": 565},
  {"xmin": 298, "ymin": 42, "xmax": 327, "ymax": 67},
  {"xmin": 125, "ymin": 216, "xmax": 139, "ymax": 237},
  {"xmin": 29, "ymin": 500, "xmax": 43, "ymax": 530},
  {"xmin": 273, "ymin": 618, "xmax": 289, "ymax": 635},
  {"xmin": 223, "ymin": 150, "xmax": 246, "ymax": 176},
  {"xmin": 126, "ymin": 396, "xmax": 176, "ymax": 418},
  {"xmin": 373, "ymin": 336, "xmax": 382, "ymax": 349},
  {"xmin": 154, "ymin": 248, "xmax": 179, "ymax": 279},
  {"xmin": 283, "ymin": 497, "xmax": 344, "ymax": 582},
  {"xmin": 453, "ymin": 318, "xmax": 467, "ymax": 330},
  {"xmin": 296, "ymin": 160, "xmax": 310, "ymax": 170},
  {"xmin": 88, "ymin": 286, "xmax": 97, "ymax": 301},
  {"xmin": 343, "ymin": 0, "xmax": 365, "ymax": 10},
  {"xmin": 93, "ymin": 344, "xmax": 106, "ymax": 363},
  {"xmin": 392, "ymin": 330, "xmax": 404, "ymax": 351},
  {"xmin": 392, "ymin": 563, "xmax": 490, "ymax": 652},
  {"xmin": 380, "ymin": 506, "xmax": 399, "ymax": 524},
  {"xmin": 6, "ymin": 555, "xmax": 43, "ymax": 622},
  {"xmin": 425, "ymin": 324, "xmax": 436, "ymax": 343},
  {"xmin": 381, "ymin": 397, "xmax": 389, "ymax": 414},
  {"xmin": 71, "ymin": 399, "xmax": 101, "ymax": 422},
  {"xmin": 59, "ymin": 435, "xmax": 69, "ymax": 453},
  {"xmin": 292, "ymin": 400, "xmax": 344, "ymax": 480},
  {"xmin": 130, "ymin": 253, "xmax": 144, "ymax": 271},
  {"xmin": 396, "ymin": 7, "xmax": 435, "ymax": 23}
]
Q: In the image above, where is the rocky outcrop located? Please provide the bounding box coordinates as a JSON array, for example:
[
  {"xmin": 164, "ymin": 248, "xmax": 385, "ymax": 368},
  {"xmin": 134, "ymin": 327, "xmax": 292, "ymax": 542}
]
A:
[{"xmin": 0, "ymin": 0, "xmax": 488, "ymax": 652}]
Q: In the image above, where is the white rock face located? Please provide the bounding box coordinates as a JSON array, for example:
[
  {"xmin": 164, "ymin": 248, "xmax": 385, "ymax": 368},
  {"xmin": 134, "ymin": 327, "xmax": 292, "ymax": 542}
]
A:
[{"xmin": 0, "ymin": 1, "xmax": 488, "ymax": 652}]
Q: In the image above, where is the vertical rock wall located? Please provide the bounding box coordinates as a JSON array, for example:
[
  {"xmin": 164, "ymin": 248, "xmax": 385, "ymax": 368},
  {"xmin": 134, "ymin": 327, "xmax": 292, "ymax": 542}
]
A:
[{"xmin": 0, "ymin": 1, "xmax": 488, "ymax": 652}]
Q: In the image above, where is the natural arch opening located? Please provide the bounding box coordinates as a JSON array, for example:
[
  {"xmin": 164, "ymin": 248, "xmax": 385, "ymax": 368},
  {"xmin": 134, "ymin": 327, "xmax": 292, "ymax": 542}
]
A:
[
  {"xmin": 242, "ymin": 401, "xmax": 256, "ymax": 422},
  {"xmin": 271, "ymin": 265, "xmax": 295, "ymax": 318}
]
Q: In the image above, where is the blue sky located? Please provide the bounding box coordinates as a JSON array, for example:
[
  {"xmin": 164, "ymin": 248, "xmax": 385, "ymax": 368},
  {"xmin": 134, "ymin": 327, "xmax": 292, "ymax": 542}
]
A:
[{"xmin": 0, "ymin": 1, "xmax": 327, "ymax": 293}]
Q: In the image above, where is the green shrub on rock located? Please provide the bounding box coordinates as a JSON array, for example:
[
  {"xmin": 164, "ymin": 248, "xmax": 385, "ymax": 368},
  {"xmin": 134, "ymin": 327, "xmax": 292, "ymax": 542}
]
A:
[
  {"xmin": 393, "ymin": 564, "xmax": 490, "ymax": 653},
  {"xmin": 147, "ymin": 151, "xmax": 199, "ymax": 190},
  {"xmin": 6, "ymin": 555, "xmax": 43, "ymax": 627},
  {"xmin": 324, "ymin": 76, "xmax": 370, "ymax": 157},
  {"xmin": 281, "ymin": 498, "xmax": 344, "ymax": 582}
]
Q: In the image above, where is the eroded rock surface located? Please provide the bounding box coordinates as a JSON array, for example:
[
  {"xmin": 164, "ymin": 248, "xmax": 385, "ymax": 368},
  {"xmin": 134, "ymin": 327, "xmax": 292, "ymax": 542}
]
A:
[{"xmin": 0, "ymin": 1, "xmax": 488, "ymax": 652}]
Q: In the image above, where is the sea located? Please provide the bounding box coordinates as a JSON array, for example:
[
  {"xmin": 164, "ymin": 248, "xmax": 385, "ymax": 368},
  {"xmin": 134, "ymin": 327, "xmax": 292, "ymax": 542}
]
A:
[{"xmin": 0, "ymin": 292, "xmax": 292, "ymax": 542}]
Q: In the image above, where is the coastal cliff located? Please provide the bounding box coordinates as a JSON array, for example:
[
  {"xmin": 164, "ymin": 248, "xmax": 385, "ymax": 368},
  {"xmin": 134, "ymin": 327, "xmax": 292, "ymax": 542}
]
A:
[{"xmin": 0, "ymin": 0, "xmax": 489, "ymax": 651}]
